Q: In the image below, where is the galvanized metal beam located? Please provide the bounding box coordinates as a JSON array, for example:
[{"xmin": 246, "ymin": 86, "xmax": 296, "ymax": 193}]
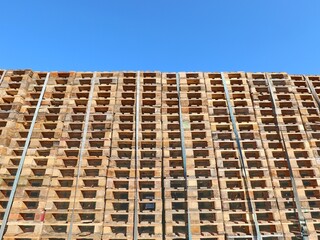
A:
[
  {"xmin": 266, "ymin": 74, "xmax": 309, "ymax": 240},
  {"xmin": 67, "ymin": 72, "xmax": 97, "ymax": 240},
  {"xmin": 221, "ymin": 72, "xmax": 262, "ymax": 240},
  {"xmin": 176, "ymin": 73, "xmax": 192, "ymax": 240},
  {"xmin": 0, "ymin": 72, "xmax": 50, "ymax": 239},
  {"xmin": 0, "ymin": 70, "xmax": 7, "ymax": 86},
  {"xmin": 133, "ymin": 71, "xmax": 140, "ymax": 240}
]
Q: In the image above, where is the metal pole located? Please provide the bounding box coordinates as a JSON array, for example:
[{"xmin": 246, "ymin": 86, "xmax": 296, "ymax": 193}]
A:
[
  {"xmin": 221, "ymin": 72, "xmax": 262, "ymax": 240},
  {"xmin": 266, "ymin": 74, "xmax": 309, "ymax": 240},
  {"xmin": 176, "ymin": 73, "xmax": 192, "ymax": 240},
  {"xmin": 67, "ymin": 72, "xmax": 97, "ymax": 240},
  {"xmin": 0, "ymin": 72, "xmax": 50, "ymax": 238},
  {"xmin": 133, "ymin": 71, "xmax": 140, "ymax": 240},
  {"xmin": 0, "ymin": 70, "xmax": 7, "ymax": 86}
]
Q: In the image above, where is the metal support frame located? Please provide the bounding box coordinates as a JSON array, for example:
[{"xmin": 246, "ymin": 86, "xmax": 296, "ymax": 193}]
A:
[
  {"xmin": 176, "ymin": 73, "xmax": 192, "ymax": 240},
  {"xmin": 160, "ymin": 74, "xmax": 166, "ymax": 240},
  {"xmin": 221, "ymin": 72, "xmax": 262, "ymax": 240},
  {"xmin": 133, "ymin": 71, "xmax": 140, "ymax": 240},
  {"xmin": 0, "ymin": 72, "xmax": 50, "ymax": 238},
  {"xmin": 67, "ymin": 72, "xmax": 97, "ymax": 240},
  {"xmin": 0, "ymin": 70, "xmax": 7, "ymax": 86},
  {"xmin": 266, "ymin": 74, "xmax": 309, "ymax": 240},
  {"xmin": 101, "ymin": 75, "xmax": 119, "ymax": 239}
]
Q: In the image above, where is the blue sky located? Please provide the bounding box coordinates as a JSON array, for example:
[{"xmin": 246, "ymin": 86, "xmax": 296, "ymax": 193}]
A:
[{"xmin": 1, "ymin": 1, "xmax": 319, "ymax": 74}]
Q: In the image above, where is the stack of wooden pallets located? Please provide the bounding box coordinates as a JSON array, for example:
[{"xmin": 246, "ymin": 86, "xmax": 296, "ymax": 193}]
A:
[{"xmin": 0, "ymin": 69, "xmax": 320, "ymax": 240}]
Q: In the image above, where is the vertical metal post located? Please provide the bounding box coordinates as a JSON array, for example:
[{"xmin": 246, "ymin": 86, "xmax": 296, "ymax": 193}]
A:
[
  {"xmin": 176, "ymin": 73, "xmax": 192, "ymax": 240},
  {"xmin": 0, "ymin": 72, "xmax": 50, "ymax": 239},
  {"xmin": 133, "ymin": 71, "xmax": 140, "ymax": 240},
  {"xmin": 221, "ymin": 72, "xmax": 262, "ymax": 240},
  {"xmin": 266, "ymin": 74, "xmax": 309, "ymax": 240},
  {"xmin": 67, "ymin": 72, "xmax": 97, "ymax": 240},
  {"xmin": 0, "ymin": 70, "xmax": 7, "ymax": 86}
]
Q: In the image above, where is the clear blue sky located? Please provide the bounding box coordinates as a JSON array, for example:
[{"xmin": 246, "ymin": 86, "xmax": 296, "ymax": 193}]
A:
[{"xmin": 1, "ymin": 1, "xmax": 319, "ymax": 74}]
